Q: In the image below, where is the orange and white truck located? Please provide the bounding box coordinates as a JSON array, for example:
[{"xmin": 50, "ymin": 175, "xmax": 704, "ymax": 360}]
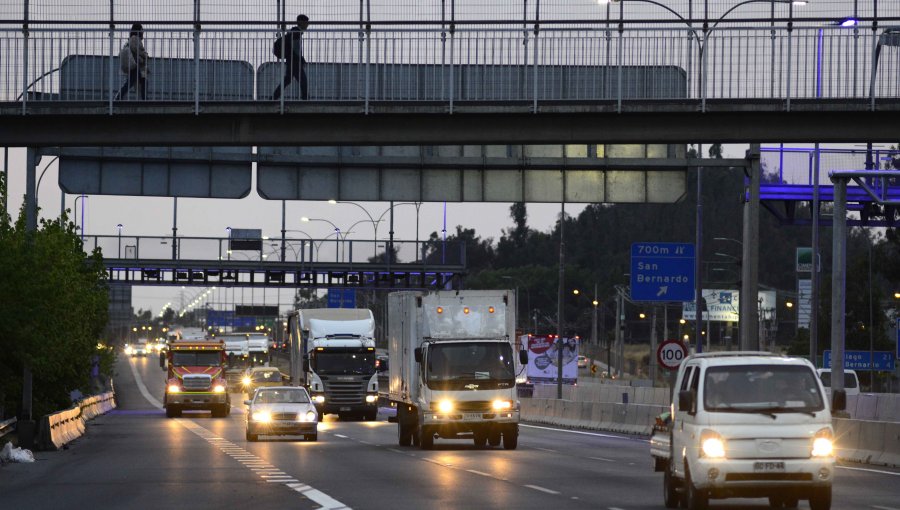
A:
[{"xmin": 163, "ymin": 339, "xmax": 231, "ymax": 418}]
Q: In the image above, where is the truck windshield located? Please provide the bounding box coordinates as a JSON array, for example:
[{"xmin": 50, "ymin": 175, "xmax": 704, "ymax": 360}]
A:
[
  {"xmin": 314, "ymin": 352, "xmax": 375, "ymax": 375},
  {"xmin": 426, "ymin": 342, "xmax": 514, "ymax": 390},
  {"xmin": 172, "ymin": 352, "xmax": 221, "ymax": 366},
  {"xmin": 704, "ymin": 365, "xmax": 825, "ymax": 413}
]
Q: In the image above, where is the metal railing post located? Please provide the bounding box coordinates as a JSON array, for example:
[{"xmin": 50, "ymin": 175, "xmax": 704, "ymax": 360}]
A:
[
  {"xmin": 532, "ymin": 0, "xmax": 540, "ymax": 112},
  {"xmin": 448, "ymin": 0, "xmax": 455, "ymax": 113},
  {"xmin": 193, "ymin": 0, "xmax": 201, "ymax": 113},
  {"xmin": 785, "ymin": 5, "xmax": 793, "ymax": 111},
  {"xmin": 22, "ymin": 0, "xmax": 29, "ymax": 115},
  {"xmin": 108, "ymin": 0, "xmax": 115, "ymax": 112}
]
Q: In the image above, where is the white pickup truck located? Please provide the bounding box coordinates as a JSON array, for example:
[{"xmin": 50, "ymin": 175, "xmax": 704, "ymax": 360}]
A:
[{"xmin": 651, "ymin": 352, "xmax": 845, "ymax": 510}]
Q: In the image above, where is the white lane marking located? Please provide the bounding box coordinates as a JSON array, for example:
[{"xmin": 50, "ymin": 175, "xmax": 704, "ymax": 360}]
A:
[
  {"xmin": 357, "ymin": 440, "xmax": 372, "ymax": 445},
  {"xmin": 466, "ymin": 469, "xmax": 493, "ymax": 477},
  {"xmin": 838, "ymin": 466, "xmax": 900, "ymax": 477},
  {"xmin": 871, "ymin": 506, "xmax": 900, "ymax": 510},
  {"xmin": 525, "ymin": 484, "xmax": 561, "ymax": 495},
  {"xmin": 130, "ymin": 359, "xmax": 352, "ymax": 510},
  {"xmin": 334, "ymin": 434, "xmax": 348, "ymax": 438},
  {"xmin": 127, "ymin": 357, "xmax": 164, "ymax": 409},
  {"xmin": 531, "ymin": 447, "xmax": 557, "ymax": 453},
  {"xmin": 608, "ymin": 507, "xmax": 625, "ymax": 510},
  {"xmin": 520, "ymin": 424, "xmax": 647, "ymax": 442},
  {"xmin": 387, "ymin": 448, "xmax": 405, "ymax": 454},
  {"xmin": 589, "ymin": 457, "xmax": 616, "ymax": 463}
]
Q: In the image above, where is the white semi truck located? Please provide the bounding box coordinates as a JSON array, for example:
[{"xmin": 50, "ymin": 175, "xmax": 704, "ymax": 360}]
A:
[
  {"xmin": 388, "ymin": 290, "xmax": 527, "ymax": 450},
  {"xmin": 287, "ymin": 308, "xmax": 379, "ymax": 420}
]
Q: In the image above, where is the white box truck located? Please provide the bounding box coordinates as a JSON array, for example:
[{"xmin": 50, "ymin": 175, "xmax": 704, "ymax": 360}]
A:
[
  {"xmin": 287, "ymin": 308, "xmax": 379, "ymax": 420},
  {"xmin": 388, "ymin": 290, "xmax": 527, "ymax": 450}
]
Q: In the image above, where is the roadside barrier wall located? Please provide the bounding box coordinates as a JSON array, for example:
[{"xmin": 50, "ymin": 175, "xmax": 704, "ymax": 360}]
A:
[
  {"xmin": 37, "ymin": 391, "xmax": 117, "ymax": 450},
  {"xmin": 520, "ymin": 397, "xmax": 666, "ymax": 436}
]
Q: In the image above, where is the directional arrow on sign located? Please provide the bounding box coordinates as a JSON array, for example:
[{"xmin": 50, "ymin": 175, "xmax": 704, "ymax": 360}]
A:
[{"xmin": 657, "ymin": 286, "xmax": 668, "ymax": 297}]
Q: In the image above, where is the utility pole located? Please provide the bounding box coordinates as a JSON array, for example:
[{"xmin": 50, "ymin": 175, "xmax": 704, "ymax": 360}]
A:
[
  {"xmin": 20, "ymin": 147, "xmax": 40, "ymax": 449},
  {"xmin": 740, "ymin": 144, "xmax": 761, "ymax": 350},
  {"xmin": 556, "ymin": 201, "xmax": 565, "ymax": 399}
]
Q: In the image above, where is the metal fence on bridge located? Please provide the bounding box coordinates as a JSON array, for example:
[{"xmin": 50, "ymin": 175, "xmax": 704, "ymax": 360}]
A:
[{"xmin": 1, "ymin": 0, "xmax": 899, "ymax": 109}]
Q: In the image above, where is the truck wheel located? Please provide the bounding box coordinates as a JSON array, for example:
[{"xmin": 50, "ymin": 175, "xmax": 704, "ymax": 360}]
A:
[
  {"xmin": 684, "ymin": 465, "xmax": 708, "ymax": 510},
  {"xmin": 809, "ymin": 487, "xmax": 831, "ymax": 510},
  {"xmin": 502, "ymin": 426, "xmax": 518, "ymax": 450},
  {"xmin": 305, "ymin": 434, "xmax": 318, "ymax": 442},
  {"xmin": 246, "ymin": 431, "xmax": 258, "ymax": 442},
  {"xmin": 473, "ymin": 430, "xmax": 488, "ymax": 449},
  {"xmin": 663, "ymin": 464, "xmax": 681, "ymax": 508},
  {"xmin": 365, "ymin": 410, "xmax": 378, "ymax": 421},
  {"xmin": 419, "ymin": 426, "xmax": 434, "ymax": 450},
  {"xmin": 398, "ymin": 422, "xmax": 412, "ymax": 446},
  {"xmin": 165, "ymin": 406, "xmax": 181, "ymax": 418},
  {"xmin": 488, "ymin": 428, "xmax": 501, "ymax": 447}
]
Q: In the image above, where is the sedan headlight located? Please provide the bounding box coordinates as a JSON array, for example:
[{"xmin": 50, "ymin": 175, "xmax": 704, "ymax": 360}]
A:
[
  {"xmin": 812, "ymin": 428, "xmax": 834, "ymax": 457},
  {"xmin": 700, "ymin": 430, "xmax": 726, "ymax": 459},
  {"xmin": 251, "ymin": 411, "xmax": 272, "ymax": 422},
  {"xmin": 299, "ymin": 410, "xmax": 317, "ymax": 422},
  {"xmin": 213, "ymin": 384, "xmax": 226, "ymax": 393},
  {"xmin": 242, "ymin": 377, "xmax": 251, "ymax": 386},
  {"xmin": 492, "ymin": 399, "xmax": 512, "ymax": 411},
  {"xmin": 437, "ymin": 400, "xmax": 454, "ymax": 414},
  {"xmin": 168, "ymin": 384, "xmax": 181, "ymax": 393},
  {"xmin": 365, "ymin": 395, "xmax": 377, "ymax": 403},
  {"xmin": 312, "ymin": 395, "xmax": 325, "ymax": 404}
]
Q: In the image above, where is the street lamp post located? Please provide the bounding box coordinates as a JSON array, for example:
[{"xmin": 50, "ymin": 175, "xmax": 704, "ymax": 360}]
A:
[
  {"xmin": 302, "ymin": 217, "xmax": 341, "ymax": 263},
  {"xmin": 116, "ymin": 223, "xmax": 123, "ymax": 258},
  {"xmin": 74, "ymin": 194, "xmax": 86, "ymax": 241}
]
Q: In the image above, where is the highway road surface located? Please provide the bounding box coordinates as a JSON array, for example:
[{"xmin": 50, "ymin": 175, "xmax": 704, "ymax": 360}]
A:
[{"xmin": 2, "ymin": 356, "xmax": 900, "ymax": 509}]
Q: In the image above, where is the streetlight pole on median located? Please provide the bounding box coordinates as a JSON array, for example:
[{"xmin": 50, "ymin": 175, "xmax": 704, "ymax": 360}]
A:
[
  {"xmin": 117, "ymin": 223, "xmax": 123, "ymax": 258},
  {"xmin": 302, "ymin": 217, "xmax": 341, "ymax": 263}
]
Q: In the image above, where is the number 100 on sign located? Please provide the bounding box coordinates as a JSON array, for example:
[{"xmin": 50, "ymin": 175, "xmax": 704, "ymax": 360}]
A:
[{"xmin": 657, "ymin": 340, "xmax": 687, "ymax": 370}]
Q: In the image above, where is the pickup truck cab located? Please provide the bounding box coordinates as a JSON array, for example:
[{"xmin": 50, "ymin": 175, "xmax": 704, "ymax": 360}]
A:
[{"xmin": 659, "ymin": 352, "xmax": 843, "ymax": 510}]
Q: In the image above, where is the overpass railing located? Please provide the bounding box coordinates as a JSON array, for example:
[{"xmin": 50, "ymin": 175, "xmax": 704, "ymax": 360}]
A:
[
  {"xmin": 1, "ymin": 21, "xmax": 899, "ymax": 110},
  {"xmin": 82, "ymin": 235, "xmax": 466, "ymax": 267}
]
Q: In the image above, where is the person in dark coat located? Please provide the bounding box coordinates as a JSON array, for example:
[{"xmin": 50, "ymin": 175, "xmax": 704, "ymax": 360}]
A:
[
  {"xmin": 273, "ymin": 14, "xmax": 310, "ymax": 100},
  {"xmin": 115, "ymin": 23, "xmax": 149, "ymax": 100}
]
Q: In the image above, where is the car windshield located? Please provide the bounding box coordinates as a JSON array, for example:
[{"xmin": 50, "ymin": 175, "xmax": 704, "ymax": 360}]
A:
[
  {"xmin": 172, "ymin": 351, "xmax": 221, "ymax": 366},
  {"xmin": 252, "ymin": 370, "xmax": 281, "ymax": 382},
  {"xmin": 314, "ymin": 351, "xmax": 376, "ymax": 375},
  {"xmin": 426, "ymin": 342, "xmax": 514, "ymax": 390},
  {"xmin": 819, "ymin": 372, "xmax": 858, "ymax": 389},
  {"xmin": 254, "ymin": 389, "xmax": 309, "ymax": 404},
  {"xmin": 704, "ymin": 365, "xmax": 825, "ymax": 413}
]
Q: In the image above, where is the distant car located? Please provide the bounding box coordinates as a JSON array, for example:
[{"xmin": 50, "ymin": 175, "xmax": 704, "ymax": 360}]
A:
[
  {"xmin": 245, "ymin": 386, "xmax": 318, "ymax": 442},
  {"xmin": 577, "ymin": 355, "xmax": 590, "ymax": 369},
  {"xmin": 128, "ymin": 340, "xmax": 152, "ymax": 357},
  {"xmin": 242, "ymin": 366, "xmax": 289, "ymax": 395},
  {"xmin": 816, "ymin": 368, "xmax": 860, "ymax": 397}
]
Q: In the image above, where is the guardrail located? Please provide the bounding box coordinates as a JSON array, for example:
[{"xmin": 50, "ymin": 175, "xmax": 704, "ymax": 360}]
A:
[
  {"xmin": 0, "ymin": 417, "xmax": 17, "ymax": 441},
  {"xmin": 1, "ymin": 22, "xmax": 899, "ymax": 109},
  {"xmin": 37, "ymin": 391, "xmax": 116, "ymax": 451}
]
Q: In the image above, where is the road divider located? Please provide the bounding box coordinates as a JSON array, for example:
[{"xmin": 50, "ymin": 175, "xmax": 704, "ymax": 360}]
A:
[
  {"xmin": 37, "ymin": 390, "xmax": 117, "ymax": 450},
  {"xmin": 520, "ymin": 398, "xmax": 666, "ymax": 436}
]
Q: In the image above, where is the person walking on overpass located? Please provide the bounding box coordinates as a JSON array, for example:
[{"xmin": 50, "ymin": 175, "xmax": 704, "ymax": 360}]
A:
[
  {"xmin": 115, "ymin": 23, "xmax": 149, "ymax": 100},
  {"xmin": 272, "ymin": 14, "xmax": 309, "ymax": 100}
]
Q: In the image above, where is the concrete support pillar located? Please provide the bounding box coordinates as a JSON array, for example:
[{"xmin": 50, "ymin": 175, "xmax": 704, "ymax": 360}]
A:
[
  {"xmin": 740, "ymin": 144, "xmax": 761, "ymax": 350},
  {"xmin": 830, "ymin": 177, "xmax": 847, "ymax": 393}
]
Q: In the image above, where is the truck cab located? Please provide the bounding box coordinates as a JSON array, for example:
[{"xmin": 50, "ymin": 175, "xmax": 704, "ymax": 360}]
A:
[{"xmin": 163, "ymin": 340, "xmax": 230, "ymax": 418}]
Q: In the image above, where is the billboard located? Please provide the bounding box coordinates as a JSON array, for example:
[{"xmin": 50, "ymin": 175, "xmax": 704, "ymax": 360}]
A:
[
  {"xmin": 682, "ymin": 289, "xmax": 740, "ymax": 322},
  {"xmin": 524, "ymin": 335, "xmax": 578, "ymax": 385}
]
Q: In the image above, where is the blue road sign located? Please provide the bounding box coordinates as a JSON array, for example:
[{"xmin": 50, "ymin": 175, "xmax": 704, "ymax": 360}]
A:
[
  {"xmin": 630, "ymin": 242, "xmax": 695, "ymax": 302},
  {"xmin": 327, "ymin": 288, "xmax": 357, "ymax": 309},
  {"xmin": 823, "ymin": 350, "xmax": 896, "ymax": 371}
]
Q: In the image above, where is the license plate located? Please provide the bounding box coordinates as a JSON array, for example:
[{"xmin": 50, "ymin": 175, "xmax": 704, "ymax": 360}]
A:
[
  {"xmin": 340, "ymin": 407, "xmax": 351, "ymax": 412},
  {"xmin": 753, "ymin": 461, "xmax": 785, "ymax": 472},
  {"xmin": 463, "ymin": 413, "xmax": 483, "ymax": 421}
]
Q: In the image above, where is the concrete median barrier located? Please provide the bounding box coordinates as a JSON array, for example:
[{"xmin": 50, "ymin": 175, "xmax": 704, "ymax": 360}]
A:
[
  {"xmin": 37, "ymin": 390, "xmax": 117, "ymax": 451},
  {"xmin": 875, "ymin": 422, "xmax": 900, "ymax": 467}
]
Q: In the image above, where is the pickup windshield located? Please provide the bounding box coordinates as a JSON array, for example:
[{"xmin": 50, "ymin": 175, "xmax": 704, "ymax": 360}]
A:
[
  {"xmin": 704, "ymin": 365, "xmax": 825, "ymax": 413},
  {"xmin": 314, "ymin": 351, "xmax": 375, "ymax": 375},
  {"xmin": 426, "ymin": 342, "xmax": 514, "ymax": 391},
  {"xmin": 172, "ymin": 351, "xmax": 221, "ymax": 366}
]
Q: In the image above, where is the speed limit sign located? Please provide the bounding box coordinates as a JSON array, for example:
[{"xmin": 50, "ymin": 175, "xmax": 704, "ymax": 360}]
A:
[{"xmin": 657, "ymin": 339, "xmax": 688, "ymax": 370}]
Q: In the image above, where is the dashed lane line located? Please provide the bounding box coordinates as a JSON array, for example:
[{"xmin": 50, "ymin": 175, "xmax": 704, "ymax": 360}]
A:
[
  {"xmin": 838, "ymin": 466, "xmax": 900, "ymax": 477},
  {"xmin": 525, "ymin": 485, "xmax": 561, "ymax": 495},
  {"xmin": 129, "ymin": 357, "xmax": 352, "ymax": 510},
  {"xmin": 589, "ymin": 457, "xmax": 616, "ymax": 463}
]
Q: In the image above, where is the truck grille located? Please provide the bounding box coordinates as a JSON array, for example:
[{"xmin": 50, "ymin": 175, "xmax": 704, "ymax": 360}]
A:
[
  {"xmin": 452, "ymin": 401, "xmax": 493, "ymax": 412},
  {"xmin": 322, "ymin": 379, "xmax": 366, "ymax": 405},
  {"xmin": 182, "ymin": 374, "xmax": 212, "ymax": 391}
]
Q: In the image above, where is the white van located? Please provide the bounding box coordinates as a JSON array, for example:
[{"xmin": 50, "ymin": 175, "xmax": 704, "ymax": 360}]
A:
[
  {"xmin": 816, "ymin": 368, "xmax": 860, "ymax": 397},
  {"xmin": 662, "ymin": 352, "xmax": 842, "ymax": 510}
]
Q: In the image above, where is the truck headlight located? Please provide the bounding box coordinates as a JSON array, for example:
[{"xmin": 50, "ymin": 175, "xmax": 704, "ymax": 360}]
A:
[
  {"xmin": 312, "ymin": 395, "xmax": 325, "ymax": 404},
  {"xmin": 700, "ymin": 430, "xmax": 726, "ymax": 458},
  {"xmin": 168, "ymin": 384, "xmax": 181, "ymax": 393},
  {"xmin": 213, "ymin": 384, "xmax": 226, "ymax": 393},
  {"xmin": 365, "ymin": 395, "xmax": 377, "ymax": 403},
  {"xmin": 252, "ymin": 411, "xmax": 271, "ymax": 422},
  {"xmin": 492, "ymin": 399, "xmax": 512, "ymax": 411},
  {"xmin": 812, "ymin": 428, "xmax": 834, "ymax": 457},
  {"xmin": 242, "ymin": 377, "xmax": 251, "ymax": 386},
  {"xmin": 438, "ymin": 400, "xmax": 454, "ymax": 414}
]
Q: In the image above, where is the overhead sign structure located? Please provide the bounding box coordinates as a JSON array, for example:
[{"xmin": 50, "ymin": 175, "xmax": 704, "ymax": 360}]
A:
[
  {"xmin": 657, "ymin": 339, "xmax": 688, "ymax": 370},
  {"xmin": 682, "ymin": 289, "xmax": 740, "ymax": 322},
  {"xmin": 630, "ymin": 242, "xmax": 695, "ymax": 302},
  {"xmin": 823, "ymin": 350, "xmax": 896, "ymax": 371}
]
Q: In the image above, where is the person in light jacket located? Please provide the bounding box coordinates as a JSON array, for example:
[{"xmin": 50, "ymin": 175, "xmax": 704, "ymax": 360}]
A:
[{"xmin": 115, "ymin": 23, "xmax": 149, "ymax": 100}]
